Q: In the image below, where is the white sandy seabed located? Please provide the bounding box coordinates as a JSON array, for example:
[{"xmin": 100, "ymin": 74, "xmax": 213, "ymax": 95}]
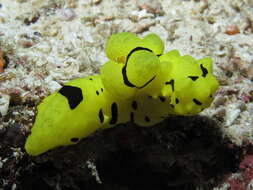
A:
[{"xmin": 0, "ymin": 0, "xmax": 253, "ymax": 189}]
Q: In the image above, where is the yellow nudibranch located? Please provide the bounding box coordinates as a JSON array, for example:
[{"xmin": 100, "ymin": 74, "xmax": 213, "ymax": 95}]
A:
[{"xmin": 25, "ymin": 32, "xmax": 219, "ymax": 156}]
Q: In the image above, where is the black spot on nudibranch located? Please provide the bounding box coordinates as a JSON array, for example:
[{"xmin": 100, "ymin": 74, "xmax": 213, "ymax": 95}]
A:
[
  {"xmin": 71, "ymin": 138, "xmax": 79, "ymax": 143},
  {"xmin": 159, "ymin": 96, "xmax": 166, "ymax": 102},
  {"xmin": 193, "ymin": 98, "xmax": 202, "ymax": 105},
  {"xmin": 130, "ymin": 112, "xmax": 135, "ymax": 123},
  {"xmin": 145, "ymin": 116, "xmax": 150, "ymax": 122},
  {"xmin": 165, "ymin": 79, "xmax": 175, "ymax": 91},
  {"xmin": 89, "ymin": 78, "xmax": 93, "ymax": 80},
  {"xmin": 101, "ymin": 88, "xmax": 104, "ymax": 92},
  {"xmin": 170, "ymin": 104, "xmax": 175, "ymax": 108},
  {"xmin": 59, "ymin": 85, "xmax": 83, "ymax": 109},
  {"xmin": 99, "ymin": 109, "xmax": 104, "ymax": 123},
  {"xmin": 96, "ymin": 90, "xmax": 99, "ymax": 95},
  {"xmin": 188, "ymin": 76, "xmax": 199, "ymax": 81},
  {"xmin": 132, "ymin": 101, "xmax": 138, "ymax": 110},
  {"xmin": 109, "ymin": 102, "xmax": 118, "ymax": 125},
  {"xmin": 175, "ymin": 98, "xmax": 179, "ymax": 104},
  {"xmin": 200, "ymin": 64, "xmax": 208, "ymax": 77}
]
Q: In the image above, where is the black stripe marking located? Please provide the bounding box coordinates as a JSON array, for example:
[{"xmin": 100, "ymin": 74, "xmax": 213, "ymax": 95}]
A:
[
  {"xmin": 59, "ymin": 85, "xmax": 83, "ymax": 109},
  {"xmin": 132, "ymin": 101, "xmax": 138, "ymax": 110},
  {"xmin": 122, "ymin": 66, "xmax": 156, "ymax": 89},
  {"xmin": 130, "ymin": 112, "xmax": 135, "ymax": 123},
  {"xmin": 165, "ymin": 79, "xmax": 175, "ymax": 91},
  {"xmin": 200, "ymin": 64, "xmax": 208, "ymax": 77},
  {"xmin": 122, "ymin": 65, "xmax": 136, "ymax": 88},
  {"xmin": 159, "ymin": 96, "xmax": 165, "ymax": 102},
  {"xmin": 170, "ymin": 104, "xmax": 175, "ymax": 108},
  {"xmin": 188, "ymin": 76, "xmax": 199, "ymax": 81},
  {"xmin": 109, "ymin": 102, "xmax": 118, "ymax": 125},
  {"xmin": 175, "ymin": 98, "xmax": 179, "ymax": 104},
  {"xmin": 101, "ymin": 88, "xmax": 103, "ymax": 92},
  {"xmin": 71, "ymin": 138, "xmax": 79, "ymax": 143},
  {"xmin": 193, "ymin": 98, "xmax": 202, "ymax": 105},
  {"xmin": 138, "ymin": 75, "xmax": 156, "ymax": 89},
  {"xmin": 122, "ymin": 47, "xmax": 156, "ymax": 89},
  {"xmin": 145, "ymin": 116, "xmax": 150, "ymax": 122},
  {"xmin": 96, "ymin": 90, "xmax": 99, "ymax": 95},
  {"xmin": 99, "ymin": 109, "xmax": 104, "ymax": 123},
  {"xmin": 126, "ymin": 47, "xmax": 153, "ymax": 63}
]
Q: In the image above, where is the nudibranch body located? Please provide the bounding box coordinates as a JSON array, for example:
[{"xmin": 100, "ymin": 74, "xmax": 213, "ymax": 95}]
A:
[{"xmin": 25, "ymin": 32, "xmax": 219, "ymax": 156}]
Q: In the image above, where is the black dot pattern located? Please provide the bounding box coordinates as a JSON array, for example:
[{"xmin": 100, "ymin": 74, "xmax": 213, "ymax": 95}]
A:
[
  {"xmin": 71, "ymin": 138, "xmax": 79, "ymax": 143},
  {"xmin": 165, "ymin": 79, "xmax": 175, "ymax": 91},
  {"xmin": 193, "ymin": 98, "xmax": 202, "ymax": 105},
  {"xmin": 132, "ymin": 101, "xmax": 138, "ymax": 110},
  {"xmin": 58, "ymin": 85, "xmax": 83, "ymax": 109},
  {"xmin": 159, "ymin": 96, "xmax": 165, "ymax": 102},
  {"xmin": 188, "ymin": 76, "xmax": 199, "ymax": 81},
  {"xmin": 147, "ymin": 95, "xmax": 153, "ymax": 99},
  {"xmin": 130, "ymin": 112, "xmax": 134, "ymax": 123},
  {"xmin": 98, "ymin": 109, "xmax": 104, "ymax": 123},
  {"xmin": 109, "ymin": 102, "xmax": 118, "ymax": 125},
  {"xmin": 145, "ymin": 116, "xmax": 150, "ymax": 122},
  {"xmin": 200, "ymin": 64, "xmax": 208, "ymax": 77}
]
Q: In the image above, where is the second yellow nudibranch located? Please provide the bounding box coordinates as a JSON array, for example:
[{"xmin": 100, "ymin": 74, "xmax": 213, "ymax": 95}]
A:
[{"xmin": 25, "ymin": 32, "xmax": 219, "ymax": 156}]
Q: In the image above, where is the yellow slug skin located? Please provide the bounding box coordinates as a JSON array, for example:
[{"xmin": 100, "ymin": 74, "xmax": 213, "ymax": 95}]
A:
[{"xmin": 25, "ymin": 33, "xmax": 219, "ymax": 156}]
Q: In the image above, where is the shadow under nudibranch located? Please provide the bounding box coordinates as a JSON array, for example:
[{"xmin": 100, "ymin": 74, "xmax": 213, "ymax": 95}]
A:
[{"xmin": 15, "ymin": 115, "xmax": 242, "ymax": 190}]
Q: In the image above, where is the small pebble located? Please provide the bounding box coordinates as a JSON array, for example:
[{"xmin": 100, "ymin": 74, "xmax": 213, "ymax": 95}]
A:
[
  {"xmin": 0, "ymin": 94, "xmax": 10, "ymax": 116},
  {"xmin": 139, "ymin": 1, "xmax": 163, "ymax": 15},
  {"xmin": 33, "ymin": 31, "xmax": 41, "ymax": 37},
  {"xmin": 9, "ymin": 91, "xmax": 23, "ymax": 106},
  {"xmin": 45, "ymin": 76, "xmax": 62, "ymax": 93},
  {"xmin": 241, "ymin": 93, "xmax": 252, "ymax": 103},
  {"xmin": 92, "ymin": 0, "xmax": 102, "ymax": 5},
  {"xmin": 226, "ymin": 108, "xmax": 241, "ymax": 126},
  {"xmin": 225, "ymin": 25, "xmax": 240, "ymax": 35},
  {"xmin": 19, "ymin": 40, "xmax": 34, "ymax": 48},
  {"xmin": 0, "ymin": 50, "xmax": 5, "ymax": 72},
  {"xmin": 236, "ymin": 101, "xmax": 247, "ymax": 111},
  {"xmin": 62, "ymin": 8, "xmax": 76, "ymax": 21},
  {"xmin": 213, "ymin": 96, "xmax": 227, "ymax": 108},
  {"xmin": 213, "ymin": 108, "xmax": 226, "ymax": 121}
]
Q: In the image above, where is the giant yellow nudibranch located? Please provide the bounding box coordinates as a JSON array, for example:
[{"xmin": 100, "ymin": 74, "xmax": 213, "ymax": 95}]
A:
[{"xmin": 25, "ymin": 32, "xmax": 219, "ymax": 156}]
